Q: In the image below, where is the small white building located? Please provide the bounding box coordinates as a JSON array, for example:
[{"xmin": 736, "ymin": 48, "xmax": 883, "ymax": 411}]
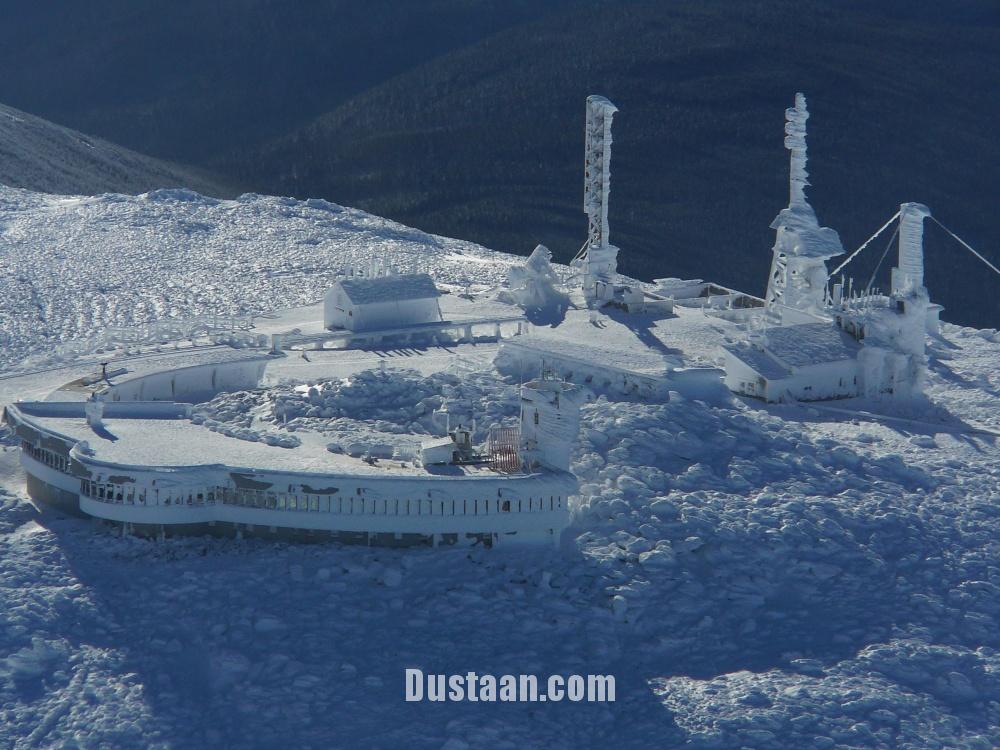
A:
[
  {"xmin": 722, "ymin": 323, "xmax": 861, "ymax": 402},
  {"xmin": 323, "ymin": 273, "xmax": 442, "ymax": 332}
]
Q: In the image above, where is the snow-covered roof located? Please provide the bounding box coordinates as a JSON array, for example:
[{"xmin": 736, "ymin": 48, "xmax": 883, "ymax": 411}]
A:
[
  {"xmin": 763, "ymin": 322, "xmax": 860, "ymax": 368},
  {"xmin": 23, "ymin": 412, "xmax": 566, "ymax": 492},
  {"xmin": 336, "ymin": 273, "xmax": 441, "ymax": 306},
  {"xmin": 722, "ymin": 343, "xmax": 791, "ymax": 381}
]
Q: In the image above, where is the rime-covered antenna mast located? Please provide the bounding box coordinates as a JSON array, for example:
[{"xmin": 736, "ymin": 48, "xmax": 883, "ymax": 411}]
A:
[
  {"xmin": 584, "ymin": 95, "xmax": 618, "ymax": 251},
  {"xmin": 578, "ymin": 95, "xmax": 621, "ymax": 307},
  {"xmin": 764, "ymin": 93, "xmax": 843, "ymax": 323},
  {"xmin": 786, "ymin": 92, "xmax": 809, "ymax": 208}
]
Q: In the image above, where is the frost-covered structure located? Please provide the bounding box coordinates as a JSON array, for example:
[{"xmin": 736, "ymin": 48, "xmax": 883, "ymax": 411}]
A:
[
  {"xmin": 765, "ymin": 93, "xmax": 844, "ymax": 323},
  {"xmin": 502, "ymin": 244, "xmax": 569, "ymax": 319},
  {"xmin": 5, "ymin": 353, "xmax": 579, "ymax": 548},
  {"xmin": 519, "ymin": 376, "xmax": 585, "ymax": 472},
  {"xmin": 323, "ymin": 272, "xmax": 442, "ymax": 332},
  {"xmin": 722, "ymin": 323, "xmax": 861, "ymax": 402},
  {"xmin": 726, "ymin": 203, "xmax": 933, "ymax": 402},
  {"xmin": 832, "ymin": 203, "xmax": 933, "ymax": 399},
  {"xmin": 577, "ymin": 95, "xmax": 621, "ymax": 307}
]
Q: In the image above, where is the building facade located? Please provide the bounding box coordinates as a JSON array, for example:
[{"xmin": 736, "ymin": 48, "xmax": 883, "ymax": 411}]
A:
[{"xmin": 323, "ymin": 273, "xmax": 442, "ymax": 332}]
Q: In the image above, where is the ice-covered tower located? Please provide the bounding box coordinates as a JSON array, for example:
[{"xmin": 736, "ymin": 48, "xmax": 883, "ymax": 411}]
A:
[
  {"xmin": 890, "ymin": 202, "xmax": 932, "ymax": 358},
  {"xmin": 580, "ymin": 95, "xmax": 620, "ymax": 307},
  {"xmin": 765, "ymin": 93, "xmax": 844, "ymax": 324},
  {"xmin": 892, "ymin": 202, "xmax": 931, "ymax": 297},
  {"xmin": 856, "ymin": 202, "xmax": 932, "ymax": 400},
  {"xmin": 519, "ymin": 377, "xmax": 584, "ymax": 472}
]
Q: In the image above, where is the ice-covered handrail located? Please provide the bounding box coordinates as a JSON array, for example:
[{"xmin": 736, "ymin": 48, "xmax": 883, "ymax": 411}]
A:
[
  {"xmin": 929, "ymin": 217, "xmax": 1000, "ymax": 278},
  {"xmin": 830, "ymin": 211, "xmax": 900, "ymax": 277}
]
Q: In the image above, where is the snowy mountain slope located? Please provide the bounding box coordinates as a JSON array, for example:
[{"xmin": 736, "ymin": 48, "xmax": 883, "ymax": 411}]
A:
[
  {"xmin": 0, "ymin": 103, "xmax": 233, "ymax": 197},
  {"xmin": 0, "ymin": 186, "xmax": 520, "ymax": 370},
  {"xmin": 0, "ymin": 185, "xmax": 999, "ymax": 748}
]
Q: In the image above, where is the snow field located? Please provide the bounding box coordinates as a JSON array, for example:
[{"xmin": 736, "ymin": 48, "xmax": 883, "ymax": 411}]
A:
[
  {"xmin": 0, "ymin": 185, "xmax": 999, "ymax": 747},
  {"xmin": 0, "ymin": 188, "xmax": 519, "ymax": 371}
]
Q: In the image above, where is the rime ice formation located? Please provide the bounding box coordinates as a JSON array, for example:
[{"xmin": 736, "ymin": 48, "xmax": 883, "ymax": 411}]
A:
[
  {"xmin": 849, "ymin": 202, "xmax": 933, "ymax": 399},
  {"xmin": 501, "ymin": 244, "xmax": 570, "ymax": 322},
  {"xmin": 765, "ymin": 93, "xmax": 844, "ymax": 323},
  {"xmin": 894, "ymin": 202, "xmax": 932, "ymax": 295},
  {"xmin": 579, "ymin": 95, "xmax": 620, "ymax": 307}
]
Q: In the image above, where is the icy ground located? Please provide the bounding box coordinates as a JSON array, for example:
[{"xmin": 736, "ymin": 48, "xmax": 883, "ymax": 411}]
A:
[
  {"xmin": 1, "ymin": 186, "xmax": 1000, "ymax": 748},
  {"xmin": 195, "ymin": 366, "xmax": 521, "ymax": 460},
  {"xmin": 0, "ymin": 186, "xmax": 519, "ymax": 370}
]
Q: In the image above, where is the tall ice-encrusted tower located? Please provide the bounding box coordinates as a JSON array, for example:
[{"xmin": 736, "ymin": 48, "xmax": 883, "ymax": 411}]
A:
[
  {"xmin": 890, "ymin": 202, "xmax": 932, "ymax": 361},
  {"xmin": 579, "ymin": 95, "xmax": 620, "ymax": 307},
  {"xmin": 765, "ymin": 93, "xmax": 844, "ymax": 323}
]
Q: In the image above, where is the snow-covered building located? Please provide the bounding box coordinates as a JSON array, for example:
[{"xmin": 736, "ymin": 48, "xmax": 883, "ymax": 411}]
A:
[
  {"xmin": 323, "ymin": 273, "xmax": 442, "ymax": 332},
  {"xmin": 764, "ymin": 93, "xmax": 844, "ymax": 324},
  {"xmin": 5, "ymin": 352, "xmax": 580, "ymax": 548},
  {"xmin": 722, "ymin": 323, "xmax": 861, "ymax": 402},
  {"xmin": 726, "ymin": 202, "xmax": 934, "ymax": 402}
]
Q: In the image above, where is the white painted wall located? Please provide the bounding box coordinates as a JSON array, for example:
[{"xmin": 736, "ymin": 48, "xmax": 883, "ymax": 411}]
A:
[
  {"xmin": 324, "ymin": 283, "xmax": 441, "ymax": 332},
  {"xmin": 723, "ymin": 350, "xmax": 859, "ymax": 402},
  {"xmin": 106, "ymin": 360, "xmax": 267, "ymax": 403}
]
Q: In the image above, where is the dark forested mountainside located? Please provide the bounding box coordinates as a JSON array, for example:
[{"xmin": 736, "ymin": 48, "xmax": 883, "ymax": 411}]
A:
[
  {"xmin": 0, "ymin": 102, "xmax": 233, "ymax": 197},
  {"xmin": 0, "ymin": 0, "xmax": 581, "ymax": 162},
  {"xmin": 226, "ymin": 1, "xmax": 1000, "ymax": 327}
]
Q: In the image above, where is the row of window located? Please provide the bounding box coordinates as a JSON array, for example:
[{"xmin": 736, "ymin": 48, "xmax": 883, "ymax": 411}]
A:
[
  {"xmin": 23, "ymin": 442, "xmax": 71, "ymax": 473},
  {"xmin": 80, "ymin": 480, "xmax": 565, "ymax": 516},
  {"xmin": 23, "ymin": 440, "xmax": 566, "ymax": 517}
]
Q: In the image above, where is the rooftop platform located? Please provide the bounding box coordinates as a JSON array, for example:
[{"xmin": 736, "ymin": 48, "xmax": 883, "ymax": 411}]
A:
[{"xmin": 20, "ymin": 408, "xmax": 517, "ymax": 481}]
